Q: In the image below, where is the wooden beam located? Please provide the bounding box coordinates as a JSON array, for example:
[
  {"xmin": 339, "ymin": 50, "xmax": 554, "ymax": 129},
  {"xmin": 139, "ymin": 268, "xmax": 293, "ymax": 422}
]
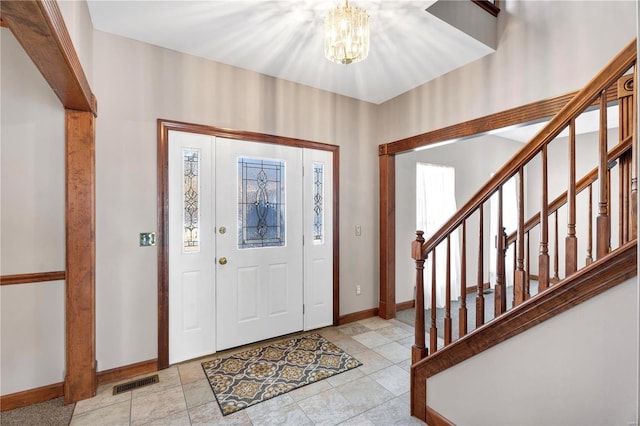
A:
[
  {"xmin": 380, "ymin": 87, "xmax": 618, "ymax": 157},
  {"xmin": 0, "ymin": 0, "xmax": 96, "ymax": 114},
  {"xmin": 64, "ymin": 109, "xmax": 96, "ymax": 403}
]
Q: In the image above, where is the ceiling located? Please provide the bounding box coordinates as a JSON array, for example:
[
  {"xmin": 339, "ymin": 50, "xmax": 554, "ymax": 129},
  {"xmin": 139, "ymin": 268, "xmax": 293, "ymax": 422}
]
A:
[{"xmin": 86, "ymin": 1, "xmax": 495, "ymax": 104}]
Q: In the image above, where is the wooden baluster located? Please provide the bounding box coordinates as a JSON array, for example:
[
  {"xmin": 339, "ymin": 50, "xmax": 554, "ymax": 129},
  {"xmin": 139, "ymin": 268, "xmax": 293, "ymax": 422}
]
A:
[
  {"xmin": 607, "ymin": 165, "xmax": 612, "ymax": 252},
  {"xmin": 539, "ymin": 144, "xmax": 550, "ymax": 291},
  {"xmin": 619, "ymin": 152, "xmax": 628, "ymax": 245},
  {"xmin": 525, "ymin": 230, "xmax": 531, "ymax": 298},
  {"xmin": 514, "ymin": 167, "xmax": 526, "ymax": 306},
  {"xmin": 476, "ymin": 205, "xmax": 485, "ymax": 328},
  {"xmin": 495, "ymin": 187, "xmax": 506, "ymax": 316},
  {"xmin": 459, "ymin": 221, "xmax": 467, "ymax": 338},
  {"xmin": 430, "ymin": 249, "xmax": 438, "ymax": 355},
  {"xmin": 631, "ymin": 66, "xmax": 638, "ymax": 240},
  {"xmin": 566, "ymin": 118, "xmax": 578, "ymax": 275},
  {"xmin": 512, "ymin": 240, "xmax": 516, "ymax": 306},
  {"xmin": 552, "ymin": 210, "xmax": 559, "ymax": 283},
  {"xmin": 597, "ymin": 92, "xmax": 610, "ymax": 259},
  {"xmin": 411, "ymin": 231, "xmax": 427, "ymax": 363},
  {"xmin": 444, "ymin": 235, "xmax": 452, "ymax": 345},
  {"xmin": 586, "ymin": 184, "xmax": 593, "ymax": 265}
]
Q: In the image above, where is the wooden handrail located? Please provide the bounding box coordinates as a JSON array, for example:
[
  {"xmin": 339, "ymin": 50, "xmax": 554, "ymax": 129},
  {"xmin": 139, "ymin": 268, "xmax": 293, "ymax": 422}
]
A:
[
  {"xmin": 505, "ymin": 134, "xmax": 633, "ymax": 245},
  {"xmin": 419, "ymin": 38, "xmax": 637, "ymax": 259}
]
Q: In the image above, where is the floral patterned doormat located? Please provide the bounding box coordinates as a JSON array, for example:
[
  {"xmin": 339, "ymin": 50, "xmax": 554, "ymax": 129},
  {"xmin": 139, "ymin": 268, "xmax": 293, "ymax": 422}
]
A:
[{"xmin": 202, "ymin": 333, "xmax": 362, "ymax": 415}]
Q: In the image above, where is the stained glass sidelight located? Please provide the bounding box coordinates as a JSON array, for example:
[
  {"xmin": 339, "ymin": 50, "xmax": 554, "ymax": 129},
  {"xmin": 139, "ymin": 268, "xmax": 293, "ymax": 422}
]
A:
[
  {"xmin": 313, "ymin": 163, "xmax": 324, "ymax": 243},
  {"xmin": 238, "ymin": 157, "xmax": 285, "ymax": 249},
  {"xmin": 183, "ymin": 149, "xmax": 200, "ymax": 252}
]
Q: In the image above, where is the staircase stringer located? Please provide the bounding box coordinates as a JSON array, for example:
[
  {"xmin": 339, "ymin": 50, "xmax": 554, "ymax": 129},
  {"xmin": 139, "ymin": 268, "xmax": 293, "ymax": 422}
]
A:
[{"xmin": 411, "ymin": 240, "xmax": 637, "ymax": 424}]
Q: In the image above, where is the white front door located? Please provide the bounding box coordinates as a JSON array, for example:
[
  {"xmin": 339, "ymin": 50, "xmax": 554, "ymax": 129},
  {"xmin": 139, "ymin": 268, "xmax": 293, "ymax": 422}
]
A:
[
  {"xmin": 168, "ymin": 131, "xmax": 333, "ymax": 361},
  {"xmin": 168, "ymin": 131, "xmax": 215, "ymax": 364},
  {"xmin": 215, "ymin": 137, "xmax": 304, "ymax": 350}
]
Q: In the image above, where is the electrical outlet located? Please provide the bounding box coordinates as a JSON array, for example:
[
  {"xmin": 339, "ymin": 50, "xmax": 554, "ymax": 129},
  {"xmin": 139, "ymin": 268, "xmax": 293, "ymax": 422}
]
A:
[
  {"xmin": 356, "ymin": 285, "xmax": 361, "ymax": 295},
  {"xmin": 355, "ymin": 225, "xmax": 362, "ymax": 236}
]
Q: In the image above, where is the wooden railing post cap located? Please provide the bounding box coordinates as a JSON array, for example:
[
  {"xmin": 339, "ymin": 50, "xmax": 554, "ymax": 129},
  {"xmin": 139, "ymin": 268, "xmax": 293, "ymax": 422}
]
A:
[{"xmin": 412, "ymin": 230, "xmax": 425, "ymax": 260}]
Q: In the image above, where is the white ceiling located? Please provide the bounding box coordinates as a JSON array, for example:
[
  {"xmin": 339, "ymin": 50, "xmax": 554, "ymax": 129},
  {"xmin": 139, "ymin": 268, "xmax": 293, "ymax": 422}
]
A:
[{"xmin": 86, "ymin": 0, "xmax": 495, "ymax": 104}]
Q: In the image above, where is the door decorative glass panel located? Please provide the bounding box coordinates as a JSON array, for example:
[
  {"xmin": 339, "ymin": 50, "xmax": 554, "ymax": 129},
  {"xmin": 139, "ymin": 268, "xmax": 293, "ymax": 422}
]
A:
[
  {"xmin": 237, "ymin": 157, "xmax": 285, "ymax": 249},
  {"xmin": 183, "ymin": 149, "xmax": 200, "ymax": 252},
  {"xmin": 313, "ymin": 163, "xmax": 324, "ymax": 243}
]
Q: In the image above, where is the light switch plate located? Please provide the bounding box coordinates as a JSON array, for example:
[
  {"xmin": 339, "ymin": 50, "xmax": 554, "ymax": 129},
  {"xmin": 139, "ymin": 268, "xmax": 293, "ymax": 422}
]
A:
[{"xmin": 140, "ymin": 232, "xmax": 156, "ymax": 247}]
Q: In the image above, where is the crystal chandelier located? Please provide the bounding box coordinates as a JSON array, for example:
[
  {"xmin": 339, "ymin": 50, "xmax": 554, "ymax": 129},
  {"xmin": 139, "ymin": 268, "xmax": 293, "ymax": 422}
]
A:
[{"xmin": 324, "ymin": 0, "xmax": 370, "ymax": 65}]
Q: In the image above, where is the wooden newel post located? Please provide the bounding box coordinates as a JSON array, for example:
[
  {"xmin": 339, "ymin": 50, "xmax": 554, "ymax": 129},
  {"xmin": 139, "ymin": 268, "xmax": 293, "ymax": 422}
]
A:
[{"xmin": 412, "ymin": 230, "xmax": 428, "ymax": 364}]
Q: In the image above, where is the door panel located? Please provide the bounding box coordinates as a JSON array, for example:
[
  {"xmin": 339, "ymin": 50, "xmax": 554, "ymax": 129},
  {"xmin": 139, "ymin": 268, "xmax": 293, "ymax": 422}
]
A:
[
  {"xmin": 168, "ymin": 131, "xmax": 215, "ymax": 364},
  {"xmin": 303, "ymin": 149, "xmax": 334, "ymax": 330},
  {"xmin": 215, "ymin": 137, "xmax": 304, "ymax": 350}
]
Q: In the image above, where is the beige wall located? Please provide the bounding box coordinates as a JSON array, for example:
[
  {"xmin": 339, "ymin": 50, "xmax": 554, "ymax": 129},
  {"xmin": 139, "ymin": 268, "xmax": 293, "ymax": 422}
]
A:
[
  {"xmin": 58, "ymin": 0, "xmax": 94, "ymax": 85},
  {"xmin": 92, "ymin": 30, "xmax": 380, "ymax": 370},
  {"xmin": 0, "ymin": 28, "xmax": 66, "ymax": 394},
  {"xmin": 429, "ymin": 276, "xmax": 638, "ymax": 425},
  {"xmin": 377, "ymin": 0, "xmax": 637, "ymax": 145}
]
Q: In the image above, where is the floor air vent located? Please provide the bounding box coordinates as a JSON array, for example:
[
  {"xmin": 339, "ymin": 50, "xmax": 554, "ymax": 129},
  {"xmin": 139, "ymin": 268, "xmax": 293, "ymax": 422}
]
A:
[{"xmin": 112, "ymin": 374, "xmax": 159, "ymax": 395}]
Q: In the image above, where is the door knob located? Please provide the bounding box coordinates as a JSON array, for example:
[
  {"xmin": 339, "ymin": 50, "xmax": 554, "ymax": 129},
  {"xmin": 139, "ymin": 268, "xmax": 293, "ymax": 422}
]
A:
[
  {"xmin": 219, "ymin": 226, "xmax": 227, "ymax": 234},
  {"xmin": 218, "ymin": 257, "xmax": 228, "ymax": 265}
]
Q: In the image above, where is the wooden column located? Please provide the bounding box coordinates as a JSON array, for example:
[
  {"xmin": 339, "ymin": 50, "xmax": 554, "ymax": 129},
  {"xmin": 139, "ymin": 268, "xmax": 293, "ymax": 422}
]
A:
[
  {"xmin": 411, "ymin": 232, "xmax": 427, "ymax": 364},
  {"xmin": 64, "ymin": 109, "xmax": 96, "ymax": 403},
  {"xmin": 379, "ymin": 148, "xmax": 396, "ymax": 319},
  {"xmin": 597, "ymin": 92, "xmax": 610, "ymax": 259},
  {"xmin": 566, "ymin": 119, "xmax": 578, "ymax": 275}
]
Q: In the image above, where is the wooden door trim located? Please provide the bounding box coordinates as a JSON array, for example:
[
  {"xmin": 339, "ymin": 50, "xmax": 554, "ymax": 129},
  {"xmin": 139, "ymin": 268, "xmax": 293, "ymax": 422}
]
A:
[
  {"xmin": 157, "ymin": 119, "xmax": 340, "ymax": 369},
  {"xmin": 377, "ymin": 89, "xmax": 597, "ymax": 319}
]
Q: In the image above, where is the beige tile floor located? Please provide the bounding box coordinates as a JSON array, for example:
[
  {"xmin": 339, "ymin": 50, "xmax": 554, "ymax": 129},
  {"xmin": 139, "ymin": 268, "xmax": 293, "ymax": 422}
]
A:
[{"xmin": 70, "ymin": 317, "xmax": 427, "ymax": 426}]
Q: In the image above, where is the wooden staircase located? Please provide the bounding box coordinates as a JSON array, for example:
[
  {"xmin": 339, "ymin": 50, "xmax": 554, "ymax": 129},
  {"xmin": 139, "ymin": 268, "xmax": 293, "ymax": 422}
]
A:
[{"xmin": 409, "ymin": 39, "xmax": 638, "ymax": 424}]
